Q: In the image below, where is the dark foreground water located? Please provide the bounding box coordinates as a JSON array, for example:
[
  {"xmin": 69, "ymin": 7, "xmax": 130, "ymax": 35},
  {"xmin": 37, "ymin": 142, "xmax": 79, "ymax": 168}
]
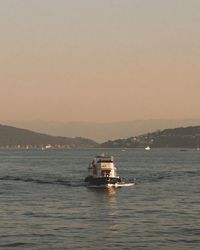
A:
[{"xmin": 0, "ymin": 148, "xmax": 199, "ymax": 250}]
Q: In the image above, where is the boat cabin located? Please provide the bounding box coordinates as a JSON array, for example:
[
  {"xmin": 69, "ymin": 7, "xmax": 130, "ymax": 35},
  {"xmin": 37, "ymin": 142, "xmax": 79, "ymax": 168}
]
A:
[{"xmin": 88, "ymin": 155, "xmax": 117, "ymax": 178}]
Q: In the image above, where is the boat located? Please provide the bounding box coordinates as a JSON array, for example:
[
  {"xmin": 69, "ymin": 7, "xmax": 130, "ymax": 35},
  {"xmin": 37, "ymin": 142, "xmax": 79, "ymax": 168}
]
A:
[
  {"xmin": 145, "ymin": 146, "xmax": 151, "ymax": 151},
  {"xmin": 84, "ymin": 154, "xmax": 134, "ymax": 187}
]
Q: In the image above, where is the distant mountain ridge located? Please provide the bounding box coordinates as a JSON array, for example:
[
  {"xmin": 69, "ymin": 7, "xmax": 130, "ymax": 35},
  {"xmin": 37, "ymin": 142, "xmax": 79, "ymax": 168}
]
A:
[
  {"xmin": 0, "ymin": 124, "xmax": 97, "ymax": 149},
  {"xmin": 3, "ymin": 118, "xmax": 200, "ymax": 142},
  {"xmin": 101, "ymin": 126, "xmax": 200, "ymax": 148},
  {"xmin": 1, "ymin": 123, "xmax": 200, "ymax": 149}
]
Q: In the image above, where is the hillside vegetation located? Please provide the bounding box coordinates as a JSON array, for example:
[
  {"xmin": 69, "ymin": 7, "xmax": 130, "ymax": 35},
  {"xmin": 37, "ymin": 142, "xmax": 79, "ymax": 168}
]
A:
[
  {"xmin": 0, "ymin": 124, "xmax": 98, "ymax": 149},
  {"xmin": 100, "ymin": 126, "xmax": 200, "ymax": 148},
  {"xmin": 1, "ymin": 124, "xmax": 200, "ymax": 149}
]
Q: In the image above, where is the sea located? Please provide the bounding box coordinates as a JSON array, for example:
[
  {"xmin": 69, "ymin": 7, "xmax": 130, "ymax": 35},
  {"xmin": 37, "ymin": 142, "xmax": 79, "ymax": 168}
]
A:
[{"xmin": 0, "ymin": 148, "xmax": 199, "ymax": 250}]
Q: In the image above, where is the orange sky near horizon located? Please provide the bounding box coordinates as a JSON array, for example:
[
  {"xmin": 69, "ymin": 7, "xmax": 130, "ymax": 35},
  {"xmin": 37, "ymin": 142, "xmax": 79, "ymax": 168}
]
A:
[{"xmin": 0, "ymin": 0, "xmax": 200, "ymax": 123}]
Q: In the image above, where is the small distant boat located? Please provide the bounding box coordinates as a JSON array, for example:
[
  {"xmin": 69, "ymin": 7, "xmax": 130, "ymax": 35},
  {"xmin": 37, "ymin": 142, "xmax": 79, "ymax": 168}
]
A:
[
  {"xmin": 41, "ymin": 144, "xmax": 52, "ymax": 150},
  {"xmin": 84, "ymin": 154, "xmax": 134, "ymax": 188},
  {"xmin": 145, "ymin": 146, "xmax": 151, "ymax": 151}
]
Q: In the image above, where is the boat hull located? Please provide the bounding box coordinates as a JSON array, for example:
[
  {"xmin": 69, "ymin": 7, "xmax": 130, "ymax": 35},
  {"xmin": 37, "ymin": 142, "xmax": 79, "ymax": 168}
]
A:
[
  {"xmin": 85, "ymin": 176, "xmax": 121, "ymax": 186},
  {"xmin": 86, "ymin": 182, "xmax": 135, "ymax": 188}
]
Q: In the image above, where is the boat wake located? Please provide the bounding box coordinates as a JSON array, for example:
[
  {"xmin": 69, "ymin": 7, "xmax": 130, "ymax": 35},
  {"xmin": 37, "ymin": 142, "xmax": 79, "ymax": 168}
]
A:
[
  {"xmin": 0, "ymin": 175, "xmax": 83, "ymax": 187},
  {"xmin": 0, "ymin": 175, "xmax": 135, "ymax": 188}
]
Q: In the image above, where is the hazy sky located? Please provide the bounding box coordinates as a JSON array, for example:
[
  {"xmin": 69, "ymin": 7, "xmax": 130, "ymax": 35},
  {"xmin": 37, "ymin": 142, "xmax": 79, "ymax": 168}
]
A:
[{"xmin": 0, "ymin": 0, "xmax": 200, "ymax": 123}]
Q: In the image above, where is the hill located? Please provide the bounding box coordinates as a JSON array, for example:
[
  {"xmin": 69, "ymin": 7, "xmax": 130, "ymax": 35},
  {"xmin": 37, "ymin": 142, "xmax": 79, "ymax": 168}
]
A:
[
  {"xmin": 1, "ymin": 124, "xmax": 200, "ymax": 149},
  {"xmin": 4, "ymin": 118, "xmax": 200, "ymax": 142},
  {"xmin": 0, "ymin": 124, "xmax": 98, "ymax": 149},
  {"xmin": 100, "ymin": 126, "xmax": 200, "ymax": 148}
]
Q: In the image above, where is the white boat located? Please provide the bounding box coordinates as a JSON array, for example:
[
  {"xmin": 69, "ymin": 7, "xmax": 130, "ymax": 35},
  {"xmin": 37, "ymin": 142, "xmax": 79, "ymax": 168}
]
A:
[
  {"xmin": 145, "ymin": 146, "xmax": 151, "ymax": 151},
  {"xmin": 84, "ymin": 154, "xmax": 134, "ymax": 188}
]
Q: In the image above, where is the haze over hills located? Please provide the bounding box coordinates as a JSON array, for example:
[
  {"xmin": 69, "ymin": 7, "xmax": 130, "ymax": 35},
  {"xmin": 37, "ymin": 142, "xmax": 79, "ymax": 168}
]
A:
[{"xmin": 4, "ymin": 118, "xmax": 200, "ymax": 142}]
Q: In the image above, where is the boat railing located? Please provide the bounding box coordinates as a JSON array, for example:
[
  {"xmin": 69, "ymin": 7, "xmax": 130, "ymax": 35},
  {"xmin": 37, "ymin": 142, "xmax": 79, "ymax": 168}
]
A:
[{"xmin": 95, "ymin": 155, "xmax": 114, "ymax": 162}]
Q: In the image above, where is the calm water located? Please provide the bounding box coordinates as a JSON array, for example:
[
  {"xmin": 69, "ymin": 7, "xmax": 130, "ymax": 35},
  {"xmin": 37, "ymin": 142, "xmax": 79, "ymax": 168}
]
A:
[{"xmin": 0, "ymin": 148, "xmax": 199, "ymax": 250}]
